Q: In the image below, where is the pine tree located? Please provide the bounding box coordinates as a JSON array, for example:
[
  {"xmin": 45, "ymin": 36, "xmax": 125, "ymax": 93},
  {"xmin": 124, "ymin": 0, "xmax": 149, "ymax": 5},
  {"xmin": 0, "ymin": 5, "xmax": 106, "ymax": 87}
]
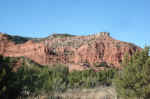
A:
[
  {"xmin": 114, "ymin": 47, "xmax": 150, "ymax": 99},
  {"xmin": 0, "ymin": 68, "xmax": 7, "ymax": 97}
]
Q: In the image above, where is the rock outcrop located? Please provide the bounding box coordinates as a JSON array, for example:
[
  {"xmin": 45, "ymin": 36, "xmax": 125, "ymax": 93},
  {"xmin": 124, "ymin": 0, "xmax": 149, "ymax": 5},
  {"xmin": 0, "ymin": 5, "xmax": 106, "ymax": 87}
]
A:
[{"xmin": 0, "ymin": 32, "xmax": 142, "ymax": 70}]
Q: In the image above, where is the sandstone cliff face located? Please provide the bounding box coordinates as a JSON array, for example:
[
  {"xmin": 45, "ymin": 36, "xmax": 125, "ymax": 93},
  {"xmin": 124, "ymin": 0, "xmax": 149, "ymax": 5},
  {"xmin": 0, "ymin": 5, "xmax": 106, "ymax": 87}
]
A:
[
  {"xmin": 0, "ymin": 32, "xmax": 142, "ymax": 70},
  {"xmin": 0, "ymin": 33, "xmax": 47, "ymax": 64}
]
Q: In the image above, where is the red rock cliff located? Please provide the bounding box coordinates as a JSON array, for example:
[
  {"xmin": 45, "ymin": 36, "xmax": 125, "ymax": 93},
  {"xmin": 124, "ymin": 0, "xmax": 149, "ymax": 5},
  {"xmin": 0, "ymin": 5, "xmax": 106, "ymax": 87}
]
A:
[{"xmin": 0, "ymin": 32, "xmax": 142, "ymax": 70}]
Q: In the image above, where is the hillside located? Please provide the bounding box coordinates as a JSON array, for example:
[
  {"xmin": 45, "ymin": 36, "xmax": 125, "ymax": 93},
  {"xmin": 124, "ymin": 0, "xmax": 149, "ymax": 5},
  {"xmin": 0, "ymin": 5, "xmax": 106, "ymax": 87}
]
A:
[{"xmin": 0, "ymin": 32, "xmax": 142, "ymax": 71}]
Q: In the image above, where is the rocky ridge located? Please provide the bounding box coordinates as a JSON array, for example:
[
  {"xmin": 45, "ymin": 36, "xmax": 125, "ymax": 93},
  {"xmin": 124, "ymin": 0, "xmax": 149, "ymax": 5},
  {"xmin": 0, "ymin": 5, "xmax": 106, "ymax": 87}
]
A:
[{"xmin": 0, "ymin": 32, "xmax": 142, "ymax": 71}]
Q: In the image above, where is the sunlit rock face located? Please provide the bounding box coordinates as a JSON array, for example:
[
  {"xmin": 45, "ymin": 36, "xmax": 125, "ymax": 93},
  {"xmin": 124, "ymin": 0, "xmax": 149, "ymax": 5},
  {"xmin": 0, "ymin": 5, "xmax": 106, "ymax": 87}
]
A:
[{"xmin": 0, "ymin": 32, "xmax": 142, "ymax": 70}]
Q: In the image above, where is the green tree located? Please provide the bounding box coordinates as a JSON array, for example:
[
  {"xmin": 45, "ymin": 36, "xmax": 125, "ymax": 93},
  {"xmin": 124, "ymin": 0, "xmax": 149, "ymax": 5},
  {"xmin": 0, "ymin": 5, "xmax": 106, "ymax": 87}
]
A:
[
  {"xmin": 0, "ymin": 67, "xmax": 7, "ymax": 98},
  {"xmin": 0, "ymin": 55, "xmax": 18, "ymax": 99},
  {"xmin": 114, "ymin": 47, "xmax": 150, "ymax": 99}
]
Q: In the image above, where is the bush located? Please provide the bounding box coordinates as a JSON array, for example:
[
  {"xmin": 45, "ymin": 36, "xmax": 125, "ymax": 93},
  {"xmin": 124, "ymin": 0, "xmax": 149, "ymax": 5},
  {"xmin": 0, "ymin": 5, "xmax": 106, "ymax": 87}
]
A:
[
  {"xmin": 0, "ymin": 55, "xmax": 20, "ymax": 99},
  {"xmin": 14, "ymin": 64, "xmax": 116, "ymax": 96},
  {"xmin": 13, "ymin": 64, "xmax": 69, "ymax": 95},
  {"xmin": 52, "ymin": 33, "xmax": 75, "ymax": 38},
  {"xmin": 68, "ymin": 68, "xmax": 116, "ymax": 88},
  {"xmin": 0, "ymin": 67, "xmax": 7, "ymax": 98},
  {"xmin": 0, "ymin": 55, "xmax": 117, "ymax": 98},
  {"xmin": 94, "ymin": 62, "xmax": 109, "ymax": 67}
]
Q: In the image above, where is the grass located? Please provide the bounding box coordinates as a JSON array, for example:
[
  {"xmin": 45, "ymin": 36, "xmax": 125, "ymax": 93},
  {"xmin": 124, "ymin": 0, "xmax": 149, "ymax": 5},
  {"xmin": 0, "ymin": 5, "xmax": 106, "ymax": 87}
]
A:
[{"xmin": 18, "ymin": 86, "xmax": 117, "ymax": 99}]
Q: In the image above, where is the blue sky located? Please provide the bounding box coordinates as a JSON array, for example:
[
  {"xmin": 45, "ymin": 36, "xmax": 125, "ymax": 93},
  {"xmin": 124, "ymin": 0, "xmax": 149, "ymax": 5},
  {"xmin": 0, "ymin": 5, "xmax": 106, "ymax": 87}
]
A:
[{"xmin": 0, "ymin": 0, "xmax": 150, "ymax": 47}]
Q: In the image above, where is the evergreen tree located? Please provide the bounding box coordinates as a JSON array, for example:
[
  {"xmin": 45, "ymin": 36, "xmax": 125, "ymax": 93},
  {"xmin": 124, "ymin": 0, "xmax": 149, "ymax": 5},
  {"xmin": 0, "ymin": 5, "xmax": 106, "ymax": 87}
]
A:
[
  {"xmin": 114, "ymin": 47, "xmax": 150, "ymax": 99},
  {"xmin": 0, "ymin": 67, "xmax": 7, "ymax": 98}
]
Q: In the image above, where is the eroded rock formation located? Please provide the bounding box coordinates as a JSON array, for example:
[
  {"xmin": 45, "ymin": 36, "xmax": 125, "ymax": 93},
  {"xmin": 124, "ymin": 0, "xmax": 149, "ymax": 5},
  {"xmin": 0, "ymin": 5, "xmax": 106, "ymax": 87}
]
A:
[{"xmin": 0, "ymin": 32, "xmax": 142, "ymax": 70}]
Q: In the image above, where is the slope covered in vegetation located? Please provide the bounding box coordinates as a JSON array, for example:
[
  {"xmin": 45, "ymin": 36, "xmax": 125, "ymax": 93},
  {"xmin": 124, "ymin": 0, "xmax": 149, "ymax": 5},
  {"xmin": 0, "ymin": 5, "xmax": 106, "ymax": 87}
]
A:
[{"xmin": 0, "ymin": 55, "xmax": 117, "ymax": 99}]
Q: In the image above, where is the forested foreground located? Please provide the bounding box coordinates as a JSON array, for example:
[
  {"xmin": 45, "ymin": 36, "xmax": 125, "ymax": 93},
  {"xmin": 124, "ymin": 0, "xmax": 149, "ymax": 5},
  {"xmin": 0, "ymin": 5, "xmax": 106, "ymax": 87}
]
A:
[{"xmin": 0, "ymin": 47, "xmax": 150, "ymax": 99}]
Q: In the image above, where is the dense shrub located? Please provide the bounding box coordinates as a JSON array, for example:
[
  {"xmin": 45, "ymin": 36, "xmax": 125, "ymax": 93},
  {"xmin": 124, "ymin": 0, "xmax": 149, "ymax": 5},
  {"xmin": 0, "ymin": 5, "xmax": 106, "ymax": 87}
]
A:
[
  {"xmin": 12, "ymin": 64, "xmax": 116, "ymax": 97},
  {"xmin": 68, "ymin": 68, "xmax": 116, "ymax": 88},
  {"xmin": 0, "ymin": 55, "xmax": 21, "ymax": 99},
  {"xmin": 52, "ymin": 33, "xmax": 75, "ymax": 38},
  {"xmin": 0, "ymin": 55, "xmax": 117, "ymax": 98},
  {"xmin": 94, "ymin": 62, "xmax": 109, "ymax": 67},
  {"xmin": 11, "ymin": 64, "xmax": 69, "ymax": 95},
  {"xmin": 0, "ymin": 66, "xmax": 7, "ymax": 98}
]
